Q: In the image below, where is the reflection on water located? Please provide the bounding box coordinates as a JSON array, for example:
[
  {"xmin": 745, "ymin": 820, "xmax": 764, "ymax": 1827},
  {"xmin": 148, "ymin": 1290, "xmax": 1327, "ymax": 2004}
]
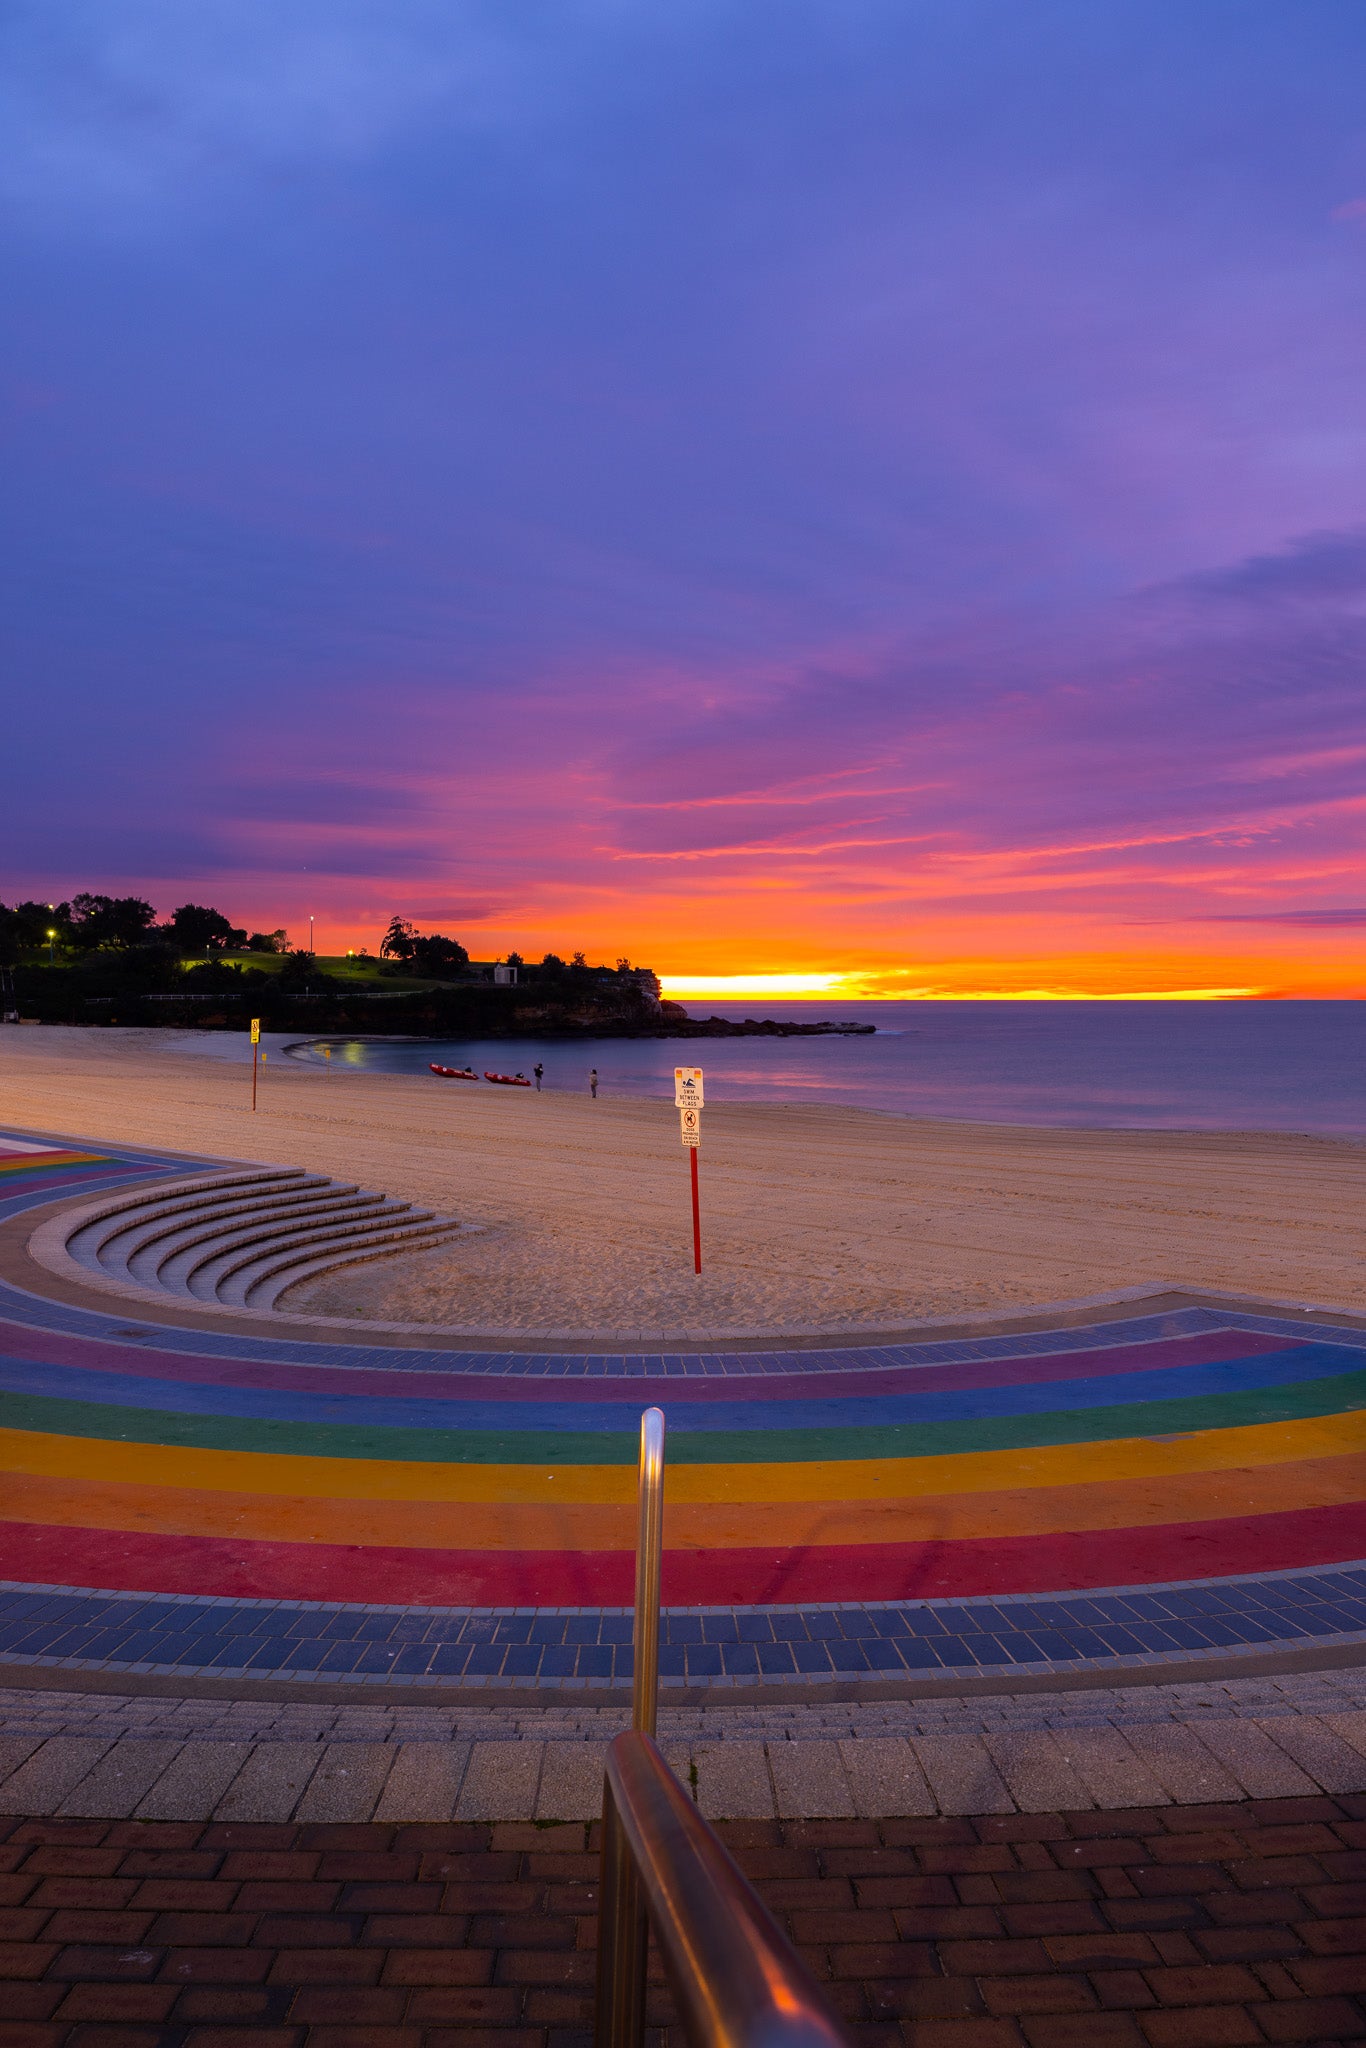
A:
[{"xmin": 284, "ymin": 999, "xmax": 1366, "ymax": 1134}]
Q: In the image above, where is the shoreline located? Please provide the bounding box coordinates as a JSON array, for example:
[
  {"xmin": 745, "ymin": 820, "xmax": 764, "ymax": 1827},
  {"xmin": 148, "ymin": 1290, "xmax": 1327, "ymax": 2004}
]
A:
[
  {"xmin": 172, "ymin": 1025, "xmax": 1366, "ymax": 1144},
  {"xmin": 1, "ymin": 1025, "xmax": 1363, "ymax": 1334}
]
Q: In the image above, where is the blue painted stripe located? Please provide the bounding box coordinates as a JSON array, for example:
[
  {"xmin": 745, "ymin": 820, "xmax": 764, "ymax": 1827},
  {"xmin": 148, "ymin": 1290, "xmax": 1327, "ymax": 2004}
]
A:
[
  {"xmin": 0, "ymin": 1341, "xmax": 1359, "ymax": 1432},
  {"xmin": 0, "ymin": 1562, "xmax": 1364, "ymax": 1685}
]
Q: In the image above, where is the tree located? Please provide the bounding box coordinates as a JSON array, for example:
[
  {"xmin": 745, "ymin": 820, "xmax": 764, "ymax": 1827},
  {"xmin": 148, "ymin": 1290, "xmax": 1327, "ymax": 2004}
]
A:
[
  {"xmin": 540, "ymin": 953, "xmax": 566, "ymax": 972},
  {"xmin": 381, "ymin": 919, "xmax": 467, "ymax": 976},
  {"xmin": 276, "ymin": 947, "xmax": 328, "ymax": 990},
  {"xmin": 409, "ymin": 932, "xmax": 469, "ymax": 978},
  {"xmin": 381, "ymin": 916, "xmax": 418, "ymax": 961},
  {"xmin": 571, "ymin": 951, "xmax": 587, "ymax": 968},
  {"xmin": 168, "ymin": 904, "xmax": 246, "ymax": 954},
  {"xmin": 68, "ymin": 894, "xmax": 157, "ymax": 950},
  {"xmin": 0, "ymin": 901, "xmax": 72, "ymax": 963},
  {"xmin": 246, "ymin": 930, "xmax": 289, "ymax": 953}
]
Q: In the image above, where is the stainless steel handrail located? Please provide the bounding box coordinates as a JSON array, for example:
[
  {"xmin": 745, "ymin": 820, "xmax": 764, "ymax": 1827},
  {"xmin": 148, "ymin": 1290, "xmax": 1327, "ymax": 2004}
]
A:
[
  {"xmin": 633, "ymin": 1407, "xmax": 665, "ymax": 1738},
  {"xmin": 596, "ymin": 1731, "xmax": 849, "ymax": 2048},
  {"xmin": 595, "ymin": 1408, "xmax": 850, "ymax": 2048}
]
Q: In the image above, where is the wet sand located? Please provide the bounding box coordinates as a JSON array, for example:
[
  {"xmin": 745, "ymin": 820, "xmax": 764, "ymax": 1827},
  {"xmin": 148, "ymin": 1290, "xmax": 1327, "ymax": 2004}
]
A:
[{"xmin": 2, "ymin": 1026, "xmax": 1362, "ymax": 1335}]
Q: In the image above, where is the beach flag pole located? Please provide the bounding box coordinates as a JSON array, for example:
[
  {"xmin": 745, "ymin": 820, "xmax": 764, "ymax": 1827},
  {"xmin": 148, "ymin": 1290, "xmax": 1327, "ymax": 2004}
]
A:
[
  {"xmin": 250, "ymin": 1018, "xmax": 260, "ymax": 1111},
  {"xmin": 675, "ymin": 1067, "xmax": 704, "ymax": 1275}
]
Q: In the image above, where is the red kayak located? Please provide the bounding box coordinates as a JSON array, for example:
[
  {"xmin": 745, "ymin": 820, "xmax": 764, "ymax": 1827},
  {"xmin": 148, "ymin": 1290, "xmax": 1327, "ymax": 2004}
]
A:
[
  {"xmin": 430, "ymin": 1064, "xmax": 477, "ymax": 1079},
  {"xmin": 484, "ymin": 1071, "xmax": 531, "ymax": 1086}
]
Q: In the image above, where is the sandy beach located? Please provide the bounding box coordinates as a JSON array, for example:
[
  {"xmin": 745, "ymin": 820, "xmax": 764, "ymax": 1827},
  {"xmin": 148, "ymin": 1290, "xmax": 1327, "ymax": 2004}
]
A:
[{"xmin": 1, "ymin": 1025, "xmax": 1362, "ymax": 1335}]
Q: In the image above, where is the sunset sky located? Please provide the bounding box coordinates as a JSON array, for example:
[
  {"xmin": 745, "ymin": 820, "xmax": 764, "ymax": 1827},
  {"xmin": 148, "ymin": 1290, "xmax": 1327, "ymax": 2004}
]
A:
[{"xmin": 4, "ymin": 2, "xmax": 1366, "ymax": 996}]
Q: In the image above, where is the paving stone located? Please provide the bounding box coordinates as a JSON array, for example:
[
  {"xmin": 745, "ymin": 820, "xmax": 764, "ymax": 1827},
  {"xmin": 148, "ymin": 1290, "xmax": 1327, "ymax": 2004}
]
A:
[
  {"xmin": 657, "ymin": 1737, "xmax": 694, "ymax": 1793},
  {"xmin": 768, "ymin": 1741, "xmax": 854, "ymax": 1820},
  {"xmin": 536, "ymin": 1744, "xmax": 608, "ymax": 1822},
  {"xmin": 11, "ymin": 1668, "xmax": 1366, "ymax": 1771},
  {"xmin": 1192, "ymin": 1719, "xmax": 1319, "ymax": 1799},
  {"xmin": 0, "ymin": 1736, "xmax": 42, "ymax": 1787},
  {"xmin": 373, "ymin": 1743, "xmax": 471, "ymax": 1823},
  {"xmin": 56, "ymin": 1740, "xmax": 184, "ymax": 1819},
  {"xmin": 1113, "ymin": 1723, "xmax": 1243, "ymax": 1804},
  {"xmin": 1324, "ymin": 1711, "xmax": 1366, "ymax": 1761},
  {"xmin": 134, "ymin": 1741, "xmax": 253, "ymax": 1822},
  {"xmin": 693, "ymin": 1742, "xmax": 775, "ymax": 1820},
  {"xmin": 838, "ymin": 1738, "xmax": 936, "ymax": 1819},
  {"xmin": 1259, "ymin": 1717, "xmax": 1366, "ymax": 1796},
  {"xmin": 293, "ymin": 1742, "xmax": 396, "ymax": 1822},
  {"xmin": 0, "ymin": 1740, "xmax": 115, "ymax": 1815},
  {"xmin": 214, "ymin": 1742, "xmax": 323, "ymax": 1821},
  {"xmin": 1049, "ymin": 1728, "xmax": 1169, "ymax": 1809},
  {"xmin": 457, "ymin": 1741, "xmax": 544, "ymax": 1820},
  {"xmin": 982, "ymin": 1731, "xmax": 1094, "ymax": 1812},
  {"xmin": 909, "ymin": 1735, "xmax": 1013, "ymax": 1814}
]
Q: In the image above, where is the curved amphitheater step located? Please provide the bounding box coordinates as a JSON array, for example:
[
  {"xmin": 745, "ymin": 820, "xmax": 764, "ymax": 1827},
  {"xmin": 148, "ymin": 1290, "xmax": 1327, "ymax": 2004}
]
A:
[{"xmin": 62, "ymin": 1166, "xmax": 460, "ymax": 1312}]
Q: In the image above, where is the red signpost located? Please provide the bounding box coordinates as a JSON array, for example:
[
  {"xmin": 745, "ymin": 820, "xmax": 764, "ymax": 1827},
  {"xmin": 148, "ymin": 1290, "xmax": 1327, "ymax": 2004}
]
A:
[
  {"xmin": 675, "ymin": 1067, "xmax": 703, "ymax": 1274},
  {"xmin": 689, "ymin": 1144, "xmax": 702, "ymax": 1274}
]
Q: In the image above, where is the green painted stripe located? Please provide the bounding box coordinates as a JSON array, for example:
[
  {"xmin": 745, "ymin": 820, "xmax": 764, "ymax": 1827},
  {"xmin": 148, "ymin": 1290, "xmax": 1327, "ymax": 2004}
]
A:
[{"xmin": 0, "ymin": 1375, "xmax": 1363, "ymax": 1466}]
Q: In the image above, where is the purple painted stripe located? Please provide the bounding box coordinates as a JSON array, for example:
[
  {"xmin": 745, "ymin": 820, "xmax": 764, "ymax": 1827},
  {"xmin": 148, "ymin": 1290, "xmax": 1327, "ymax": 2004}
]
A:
[{"xmin": 0, "ymin": 1317, "xmax": 1301, "ymax": 1402}]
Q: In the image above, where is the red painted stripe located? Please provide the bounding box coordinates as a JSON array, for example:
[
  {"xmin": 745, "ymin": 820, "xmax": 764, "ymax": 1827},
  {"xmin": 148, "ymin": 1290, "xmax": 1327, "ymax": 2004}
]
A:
[
  {"xmin": 2, "ymin": 1501, "xmax": 1365, "ymax": 1609},
  {"xmin": 0, "ymin": 1319, "xmax": 1301, "ymax": 1406}
]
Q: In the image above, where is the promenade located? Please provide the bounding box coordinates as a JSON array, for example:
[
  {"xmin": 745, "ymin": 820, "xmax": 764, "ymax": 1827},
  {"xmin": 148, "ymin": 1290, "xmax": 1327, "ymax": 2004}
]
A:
[{"xmin": 2, "ymin": 1117, "xmax": 1366, "ymax": 2037}]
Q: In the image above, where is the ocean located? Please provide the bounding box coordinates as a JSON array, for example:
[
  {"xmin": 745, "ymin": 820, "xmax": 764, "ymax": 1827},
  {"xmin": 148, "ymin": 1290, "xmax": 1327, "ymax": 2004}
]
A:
[{"xmin": 277, "ymin": 999, "xmax": 1366, "ymax": 1135}]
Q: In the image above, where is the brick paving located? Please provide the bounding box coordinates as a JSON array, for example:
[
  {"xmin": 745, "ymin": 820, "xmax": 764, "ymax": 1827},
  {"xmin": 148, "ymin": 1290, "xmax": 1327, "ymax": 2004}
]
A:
[{"xmin": 2, "ymin": 1799, "xmax": 1366, "ymax": 2047}]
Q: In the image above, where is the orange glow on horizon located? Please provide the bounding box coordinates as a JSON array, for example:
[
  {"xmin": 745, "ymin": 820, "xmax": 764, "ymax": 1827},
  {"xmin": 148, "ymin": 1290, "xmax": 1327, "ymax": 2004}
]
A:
[
  {"xmin": 659, "ymin": 973, "xmax": 863, "ymax": 1000},
  {"xmin": 286, "ymin": 925, "xmax": 1366, "ymax": 1001}
]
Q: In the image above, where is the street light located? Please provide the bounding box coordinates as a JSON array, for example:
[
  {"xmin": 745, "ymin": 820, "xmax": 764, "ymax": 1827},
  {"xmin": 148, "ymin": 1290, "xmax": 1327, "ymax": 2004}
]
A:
[
  {"xmin": 309, "ymin": 914, "xmax": 314, "ymax": 957},
  {"xmin": 47, "ymin": 929, "xmax": 56, "ymax": 965}
]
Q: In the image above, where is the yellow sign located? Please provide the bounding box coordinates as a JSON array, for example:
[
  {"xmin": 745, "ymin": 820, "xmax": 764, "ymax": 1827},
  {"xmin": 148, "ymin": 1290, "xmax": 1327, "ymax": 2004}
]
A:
[
  {"xmin": 680, "ymin": 1104, "xmax": 701, "ymax": 1147},
  {"xmin": 250, "ymin": 1019, "xmax": 260, "ymax": 1044}
]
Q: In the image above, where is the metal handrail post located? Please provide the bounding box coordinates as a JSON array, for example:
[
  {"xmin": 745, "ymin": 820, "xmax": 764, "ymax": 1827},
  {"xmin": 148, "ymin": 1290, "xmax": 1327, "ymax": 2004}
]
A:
[
  {"xmin": 596, "ymin": 1418, "xmax": 849, "ymax": 2048},
  {"xmin": 598, "ymin": 1732, "xmax": 850, "ymax": 2048},
  {"xmin": 632, "ymin": 1406, "xmax": 665, "ymax": 1736},
  {"xmin": 599, "ymin": 1407, "xmax": 666, "ymax": 2048},
  {"xmin": 597, "ymin": 1771, "xmax": 647, "ymax": 2048}
]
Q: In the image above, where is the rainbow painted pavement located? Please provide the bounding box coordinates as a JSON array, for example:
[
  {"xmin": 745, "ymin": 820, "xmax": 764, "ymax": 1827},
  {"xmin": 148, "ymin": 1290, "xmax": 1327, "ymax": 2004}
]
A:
[{"xmin": 2, "ymin": 1126, "xmax": 1366, "ymax": 1690}]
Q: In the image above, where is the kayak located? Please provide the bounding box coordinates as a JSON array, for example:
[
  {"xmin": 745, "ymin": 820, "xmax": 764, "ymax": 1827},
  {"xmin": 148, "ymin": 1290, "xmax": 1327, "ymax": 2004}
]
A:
[
  {"xmin": 484, "ymin": 1071, "xmax": 531, "ymax": 1086},
  {"xmin": 430, "ymin": 1064, "xmax": 477, "ymax": 1079}
]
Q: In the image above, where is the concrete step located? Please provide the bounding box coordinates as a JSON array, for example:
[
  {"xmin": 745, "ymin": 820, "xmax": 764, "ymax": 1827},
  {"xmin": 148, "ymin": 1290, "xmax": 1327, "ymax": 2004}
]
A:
[
  {"xmin": 108, "ymin": 1178, "xmax": 344, "ymax": 1264},
  {"xmin": 184, "ymin": 1204, "xmax": 431, "ymax": 1302},
  {"xmin": 64, "ymin": 1172, "xmax": 309, "ymax": 1276},
  {"xmin": 227, "ymin": 1218, "xmax": 462, "ymax": 1308},
  {"xmin": 55, "ymin": 1165, "xmax": 458, "ymax": 1314},
  {"xmin": 140, "ymin": 1192, "xmax": 397, "ymax": 1292}
]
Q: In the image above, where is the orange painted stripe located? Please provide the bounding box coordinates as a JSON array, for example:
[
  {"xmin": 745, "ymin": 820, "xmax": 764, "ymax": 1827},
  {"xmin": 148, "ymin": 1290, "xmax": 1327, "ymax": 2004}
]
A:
[{"xmin": 3, "ymin": 1449, "xmax": 1363, "ymax": 1552}]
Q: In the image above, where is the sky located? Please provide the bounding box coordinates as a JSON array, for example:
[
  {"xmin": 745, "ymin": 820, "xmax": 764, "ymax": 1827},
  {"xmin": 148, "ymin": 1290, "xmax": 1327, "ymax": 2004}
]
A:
[{"xmin": 3, "ymin": 0, "xmax": 1366, "ymax": 997}]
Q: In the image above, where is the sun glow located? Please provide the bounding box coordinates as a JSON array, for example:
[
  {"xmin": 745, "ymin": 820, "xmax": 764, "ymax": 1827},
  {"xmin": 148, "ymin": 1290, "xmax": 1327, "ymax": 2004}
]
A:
[{"xmin": 659, "ymin": 972, "xmax": 865, "ymax": 1000}]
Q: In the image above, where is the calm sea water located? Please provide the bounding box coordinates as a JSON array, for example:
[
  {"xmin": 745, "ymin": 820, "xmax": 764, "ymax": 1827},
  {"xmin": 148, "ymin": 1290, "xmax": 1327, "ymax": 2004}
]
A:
[{"xmin": 278, "ymin": 1000, "xmax": 1366, "ymax": 1134}]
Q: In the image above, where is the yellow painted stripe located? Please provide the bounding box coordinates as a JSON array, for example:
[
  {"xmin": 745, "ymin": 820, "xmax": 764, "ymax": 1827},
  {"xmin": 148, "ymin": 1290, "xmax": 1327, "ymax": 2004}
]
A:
[
  {"xmin": 0, "ymin": 1412, "xmax": 1362, "ymax": 1508},
  {"xmin": 2, "ymin": 1452, "xmax": 1364, "ymax": 1553}
]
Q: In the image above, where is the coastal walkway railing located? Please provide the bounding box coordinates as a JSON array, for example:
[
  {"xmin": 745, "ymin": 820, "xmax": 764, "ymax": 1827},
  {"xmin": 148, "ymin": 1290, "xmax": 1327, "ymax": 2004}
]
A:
[{"xmin": 595, "ymin": 1408, "xmax": 851, "ymax": 2048}]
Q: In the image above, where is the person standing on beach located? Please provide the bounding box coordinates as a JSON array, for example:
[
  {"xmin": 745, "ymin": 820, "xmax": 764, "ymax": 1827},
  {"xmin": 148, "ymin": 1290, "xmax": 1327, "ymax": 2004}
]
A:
[
  {"xmin": 534, "ymin": 1063, "xmax": 543, "ymax": 1091},
  {"xmin": 589, "ymin": 1068, "xmax": 598, "ymax": 1098}
]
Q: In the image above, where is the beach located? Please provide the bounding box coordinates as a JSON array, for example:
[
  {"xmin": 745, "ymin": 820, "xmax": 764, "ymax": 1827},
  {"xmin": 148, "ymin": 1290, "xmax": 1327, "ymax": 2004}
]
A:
[{"xmin": 2, "ymin": 1025, "xmax": 1362, "ymax": 1335}]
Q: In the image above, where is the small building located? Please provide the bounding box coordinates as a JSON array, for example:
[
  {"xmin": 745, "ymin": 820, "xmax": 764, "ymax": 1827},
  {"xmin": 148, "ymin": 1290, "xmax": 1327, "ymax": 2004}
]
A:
[{"xmin": 493, "ymin": 963, "xmax": 518, "ymax": 986}]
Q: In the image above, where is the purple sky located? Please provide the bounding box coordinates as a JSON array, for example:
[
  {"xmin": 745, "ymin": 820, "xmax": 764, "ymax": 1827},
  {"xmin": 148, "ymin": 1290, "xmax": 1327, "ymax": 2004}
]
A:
[{"xmin": 3, "ymin": 2, "xmax": 1366, "ymax": 990}]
